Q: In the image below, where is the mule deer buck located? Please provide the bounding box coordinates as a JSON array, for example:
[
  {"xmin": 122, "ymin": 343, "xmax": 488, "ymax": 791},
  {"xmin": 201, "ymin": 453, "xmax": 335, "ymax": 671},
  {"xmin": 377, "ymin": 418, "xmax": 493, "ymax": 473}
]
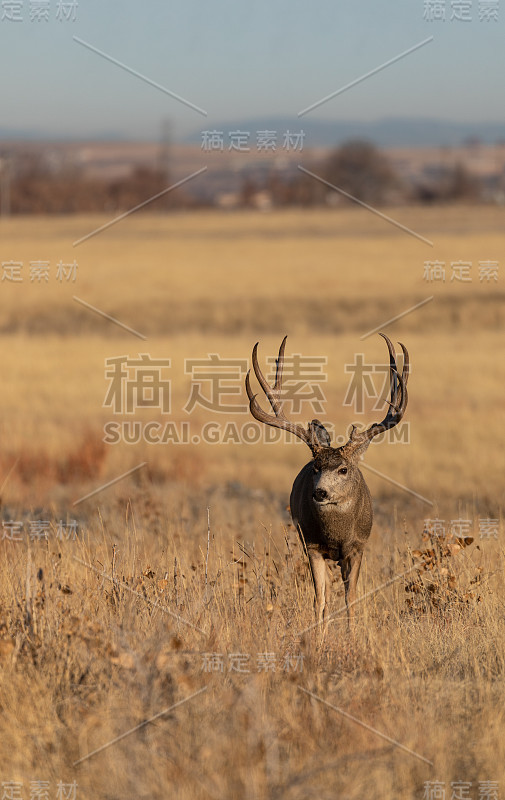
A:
[{"xmin": 246, "ymin": 334, "xmax": 409, "ymax": 629}]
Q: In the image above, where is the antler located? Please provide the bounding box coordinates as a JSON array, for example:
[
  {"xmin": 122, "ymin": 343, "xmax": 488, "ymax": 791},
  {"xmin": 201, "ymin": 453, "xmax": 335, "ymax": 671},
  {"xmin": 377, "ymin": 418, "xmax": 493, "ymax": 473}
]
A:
[
  {"xmin": 342, "ymin": 332, "xmax": 409, "ymax": 456},
  {"xmin": 245, "ymin": 336, "xmax": 327, "ymax": 452}
]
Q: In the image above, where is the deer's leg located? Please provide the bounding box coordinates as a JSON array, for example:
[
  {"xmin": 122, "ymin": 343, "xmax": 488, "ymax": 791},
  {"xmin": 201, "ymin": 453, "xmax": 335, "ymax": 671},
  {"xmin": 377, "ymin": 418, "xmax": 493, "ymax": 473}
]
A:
[
  {"xmin": 307, "ymin": 548, "xmax": 328, "ymax": 627},
  {"xmin": 341, "ymin": 551, "xmax": 363, "ymax": 628}
]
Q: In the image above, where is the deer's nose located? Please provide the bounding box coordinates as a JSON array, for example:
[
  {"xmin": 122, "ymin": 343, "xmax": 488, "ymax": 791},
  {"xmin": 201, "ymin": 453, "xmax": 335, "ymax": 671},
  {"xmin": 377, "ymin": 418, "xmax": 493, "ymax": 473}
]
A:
[{"xmin": 313, "ymin": 488, "xmax": 328, "ymax": 502}]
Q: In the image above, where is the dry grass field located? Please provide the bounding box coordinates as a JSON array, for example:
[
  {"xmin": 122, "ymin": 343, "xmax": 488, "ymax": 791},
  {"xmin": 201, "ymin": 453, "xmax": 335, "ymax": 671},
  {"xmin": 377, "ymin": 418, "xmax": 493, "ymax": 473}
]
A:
[{"xmin": 0, "ymin": 205, "xmax": 503, "ymax": 799}]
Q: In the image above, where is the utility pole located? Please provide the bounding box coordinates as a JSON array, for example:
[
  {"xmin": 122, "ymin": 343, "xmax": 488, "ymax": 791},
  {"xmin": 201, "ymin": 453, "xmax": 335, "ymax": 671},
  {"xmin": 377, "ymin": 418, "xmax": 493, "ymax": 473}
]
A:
[{"xmin": 159, "ymin": 118, "xmax": 172, "ymax": 210}]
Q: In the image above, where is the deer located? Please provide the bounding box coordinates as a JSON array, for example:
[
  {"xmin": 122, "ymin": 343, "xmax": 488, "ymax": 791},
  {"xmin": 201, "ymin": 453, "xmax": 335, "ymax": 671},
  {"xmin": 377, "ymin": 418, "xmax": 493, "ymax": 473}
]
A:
[{"xmin": 245, "ymin": 333, "xmax": 409, "ymax": 630}]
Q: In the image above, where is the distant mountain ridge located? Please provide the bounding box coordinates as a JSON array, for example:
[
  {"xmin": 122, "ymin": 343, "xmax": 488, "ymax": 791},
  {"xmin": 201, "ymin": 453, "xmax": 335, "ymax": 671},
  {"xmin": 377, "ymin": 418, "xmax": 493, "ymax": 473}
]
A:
[{"xmin": 1, "ymin": 116, "xmax": 504, "ymax": 148}]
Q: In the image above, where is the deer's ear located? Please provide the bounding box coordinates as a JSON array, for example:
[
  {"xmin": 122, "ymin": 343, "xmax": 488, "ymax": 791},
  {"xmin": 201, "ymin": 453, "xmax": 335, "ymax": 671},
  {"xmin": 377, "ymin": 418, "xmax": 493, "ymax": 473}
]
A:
[
  {"xmin": 308, "ymin": 420, "xmax": 331, "ymax": 449},
  {"xmin": 346, "ymin": 438, "xmax": 372, "ymax": 461}
]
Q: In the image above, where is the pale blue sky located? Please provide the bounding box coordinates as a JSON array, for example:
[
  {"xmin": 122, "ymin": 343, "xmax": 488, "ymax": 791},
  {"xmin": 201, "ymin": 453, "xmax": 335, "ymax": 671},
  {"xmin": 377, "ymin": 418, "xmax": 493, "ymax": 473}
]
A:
[{"xmin": 1, "ymin": 0, "xmax": 504, "ymax": 140}]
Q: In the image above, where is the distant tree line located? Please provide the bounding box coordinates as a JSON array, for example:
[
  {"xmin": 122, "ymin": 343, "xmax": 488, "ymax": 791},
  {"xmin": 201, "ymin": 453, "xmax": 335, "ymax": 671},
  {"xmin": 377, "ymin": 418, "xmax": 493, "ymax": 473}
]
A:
[
  {"xmin": 4, "ymin": 160, "xmax": 193, "ymax": 214},
  {"xmin": 0, "ymin": 140, "xmax": 484, "ymax": 215},
  {"xmin": 239, "ymin": 141, "xmax": 483, "ymax": 208}
]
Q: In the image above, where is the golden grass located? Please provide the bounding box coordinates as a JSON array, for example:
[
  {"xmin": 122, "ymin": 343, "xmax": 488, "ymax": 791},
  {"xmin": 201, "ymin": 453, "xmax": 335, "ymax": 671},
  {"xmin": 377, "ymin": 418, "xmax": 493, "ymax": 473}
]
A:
[
  {"xmin": 1, "ymin": 206, "xmax": 504, "ymax": 335},
  {"xmin": 0, "ymin": 206, "xmax": 503, "ymax": 798},
  {"xmin": 1, "ymin": 490, "xmax": 504, "ymax": 798},
  {"xmin": 0, "ymin": 330, "xmax": 501, "ymax": 510}
]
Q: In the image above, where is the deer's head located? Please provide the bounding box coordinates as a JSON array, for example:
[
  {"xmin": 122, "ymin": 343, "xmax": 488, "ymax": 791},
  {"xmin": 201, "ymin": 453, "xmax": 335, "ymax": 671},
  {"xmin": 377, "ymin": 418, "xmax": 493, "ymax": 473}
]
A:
[{"xmin": 245, "ymin": 334, "xmax": 409, "ymax": 509}]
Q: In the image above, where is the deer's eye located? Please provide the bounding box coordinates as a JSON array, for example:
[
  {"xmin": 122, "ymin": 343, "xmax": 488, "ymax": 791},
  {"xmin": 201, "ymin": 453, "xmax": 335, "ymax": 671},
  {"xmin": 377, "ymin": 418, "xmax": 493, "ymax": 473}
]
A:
[{"xmin": 338, "ymin": 467, "xmax": 348, "ymax": 475}]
